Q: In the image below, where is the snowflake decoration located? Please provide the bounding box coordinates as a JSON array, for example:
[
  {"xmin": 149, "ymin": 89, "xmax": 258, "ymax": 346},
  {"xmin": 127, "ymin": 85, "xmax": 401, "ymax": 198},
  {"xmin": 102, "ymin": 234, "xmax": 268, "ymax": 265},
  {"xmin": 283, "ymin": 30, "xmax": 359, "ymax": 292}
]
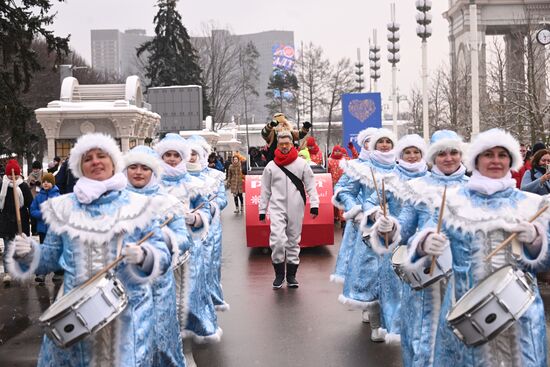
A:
[{"xmin": 250, "ymin": 195, "xmax": 261, "ymax": 205}]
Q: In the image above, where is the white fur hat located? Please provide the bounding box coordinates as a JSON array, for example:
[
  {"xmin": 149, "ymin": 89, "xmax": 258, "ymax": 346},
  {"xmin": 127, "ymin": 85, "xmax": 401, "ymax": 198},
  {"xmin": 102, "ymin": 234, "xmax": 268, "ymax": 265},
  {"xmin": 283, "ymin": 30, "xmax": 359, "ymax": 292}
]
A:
[
  {"xmin": 426, "ymin": 130, "xmax": 464, "ymax": 164},
  {"xmin": 185, "ymin": 136, "xmax": 208, "ymax": 168},
  {"xmin": 123, "ymin": 145, "xmax": 162, "ymax": 177},
  {"xmin": 465, "ymin": 128, "xmax": 522, "ymax": 171},
  {"xmin": 69, "ymin": 133, "xmax": 124, "ymax": 179},
  {"xmin": 357, "ymin": 127, "xmax": 379, "ymax": 147},
  {"xmin": 187, "ymin": 135, "xmax": 212, "ymax": 155},
  {"xmin": 368, "ymin": 128, "xmax": 397, "ymax": 151},
  {"xmin": 154, "ymin": 133, "xmax": 190, "ymax": 162},
  {"xmin": 395, "ymin": 134, "xmax": 427, "ymax": 159}
]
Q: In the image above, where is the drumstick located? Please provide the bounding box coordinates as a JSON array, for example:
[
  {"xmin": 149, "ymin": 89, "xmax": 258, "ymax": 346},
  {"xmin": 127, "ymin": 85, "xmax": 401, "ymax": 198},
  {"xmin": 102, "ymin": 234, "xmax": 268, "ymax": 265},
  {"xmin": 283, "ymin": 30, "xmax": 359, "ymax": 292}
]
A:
[
  {"xmin": 11, "ymin": 169, "xmax": 23, "ymax": 235},
  {"xmin": 370, "ymin": 167, "xmax": 383, "ymax": 211},
  {"xmin": 80, "ymin": 215, "xmax": 175, "ymax": 288},
  {"xmin": 484, "ymin": 205, "xmax": 549, "ymax": 262},
  {"xmin": 381, "ymin": 179, "xmax": 389, "ymax": 249},
  {"xmin": 429, "ymin": 185, "xmax": 447, "ymax": 275}
]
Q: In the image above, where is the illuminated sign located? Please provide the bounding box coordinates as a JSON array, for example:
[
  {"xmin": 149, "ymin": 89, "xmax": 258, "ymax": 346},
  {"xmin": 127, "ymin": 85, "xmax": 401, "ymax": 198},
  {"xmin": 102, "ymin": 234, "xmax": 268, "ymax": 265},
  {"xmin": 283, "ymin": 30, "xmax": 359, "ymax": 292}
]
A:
[{"xmin": 272, "ymin": 43, "xmax": 295, "ymax": 70}]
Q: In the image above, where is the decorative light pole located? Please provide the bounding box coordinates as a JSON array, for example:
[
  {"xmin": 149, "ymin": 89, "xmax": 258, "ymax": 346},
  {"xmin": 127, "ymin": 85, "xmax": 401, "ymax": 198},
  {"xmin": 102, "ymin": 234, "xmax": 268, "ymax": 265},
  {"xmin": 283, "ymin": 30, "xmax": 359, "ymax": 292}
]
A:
[
  {"xmin": 416, "ymin": 0, "xmax": 432, "ymax": 142},
  {"xmin": 369, "ymin": 30, "xmax": 381, "ymax": 92},
  {"xmin": 470, "ymin": 0, "xmax": 480, "ymax": 137},
  {"xmin": 387, "ymin": 3, "xmax": 400, "ymax": 137},
  {"xmin": 355, "ymin": 48, "xmax": 364, "ymax": 92}
]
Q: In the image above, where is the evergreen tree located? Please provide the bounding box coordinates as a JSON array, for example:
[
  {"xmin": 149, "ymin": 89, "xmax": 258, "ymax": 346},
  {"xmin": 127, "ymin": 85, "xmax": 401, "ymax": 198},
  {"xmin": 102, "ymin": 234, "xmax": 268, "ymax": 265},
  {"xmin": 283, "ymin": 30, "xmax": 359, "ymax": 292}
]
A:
[
  {"xmin": 0, "ymin": 0, "xmax": 69, "ymax": 161},
  {"xmin": 138, "ymin": 0, "xmax": 211, "ymax": 117},
  {"xmin": 265, "ymin": 68, "xmax": 298, "ymax": 117}
]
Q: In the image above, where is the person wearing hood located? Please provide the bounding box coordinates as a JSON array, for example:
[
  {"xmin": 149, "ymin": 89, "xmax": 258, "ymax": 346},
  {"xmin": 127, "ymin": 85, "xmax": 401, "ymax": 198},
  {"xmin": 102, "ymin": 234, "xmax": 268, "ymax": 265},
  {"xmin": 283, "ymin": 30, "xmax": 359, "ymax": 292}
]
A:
[
  {"xmin": 330, "ymin": 127, "xmax": 378, "ymax": 285},
  {"xmin": 305, "ymin": 136, "xmax": 323, "ymax": 165},
  {"xmin": 154, "ymin": 133, "xmax": 220, "ymax": 350},
  {"xmin": 358, "ymin": 134, "xmax": 429, "ymax": 344},
  {"xmin": 123, "ymin": 145, "xmax": 192, "ymax": 367},
  {"xmin": 0, "ymin": 159, "xmax": 33, "ymax": 285},
  {"xmin": 7, "ymin": 133, "xmax": 171, "ymax": 367},
  {"xmin": 27, "ymin": 160, "xmax": 44, "ymax": 198},
  {"xmin": 186, "ymin": 135, "xmax": 230, "ymax": 313},
  {"xmin": 337, "ymin": 128, "xmax": 397, "ymax": 342},
  {"xmin": 259, "ymin": 130, "xmax": 319, "ymax": 289},
  {"xmin": 410, "ymin": 129, "xmax": 549, "ymax": 367}
]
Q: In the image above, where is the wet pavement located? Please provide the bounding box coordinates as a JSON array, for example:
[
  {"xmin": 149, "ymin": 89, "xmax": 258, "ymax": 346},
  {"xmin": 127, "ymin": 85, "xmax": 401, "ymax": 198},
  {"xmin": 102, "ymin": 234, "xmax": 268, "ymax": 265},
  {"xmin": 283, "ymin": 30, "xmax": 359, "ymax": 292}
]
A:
[{"xmin": 1, "ymin": 205, "xmax": 550, "ymax": 366}]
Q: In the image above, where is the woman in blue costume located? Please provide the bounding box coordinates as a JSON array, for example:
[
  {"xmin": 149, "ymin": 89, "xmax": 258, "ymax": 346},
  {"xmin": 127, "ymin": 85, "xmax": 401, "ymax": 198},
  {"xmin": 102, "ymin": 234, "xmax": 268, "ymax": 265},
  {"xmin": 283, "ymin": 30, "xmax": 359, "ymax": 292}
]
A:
[
  {"xmin": 186, "ymin": 135, "xmax": 229, "ymax": 312},
  {"xmin": 410, "ymin": 128, "xmax": 549, "ymax": 367},
  {"xmin": 360, "ymin": 134, "xmax": 428, "ymax": 343},
  {"xmin": 124, "ymin": 145, "xmax": 196, "ymax": 367},
  {"xmin": 154, "ymin": 134, "xmax": 219, "ymax": 364},
  {"xmin": 7, "ymin": 133, "xmax": 172, "ymax": 367},
  {"xmin": 376, "ymin": 130, "xmax": 468, "ymax": 366},
  {"xmin": 330, "ymin": 127, "xmax": 378, "ymax": 286},
  {"xmin": 337, "ymin": 128, "xmax": 396, "ymax": 341}
]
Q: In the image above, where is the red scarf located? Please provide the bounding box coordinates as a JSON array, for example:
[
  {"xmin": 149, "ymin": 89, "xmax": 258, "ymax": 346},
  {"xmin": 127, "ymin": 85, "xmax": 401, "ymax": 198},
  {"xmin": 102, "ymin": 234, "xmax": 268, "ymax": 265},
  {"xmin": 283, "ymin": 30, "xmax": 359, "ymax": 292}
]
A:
[{"xmin": 274, "ymin": 147, "xmax": 298, "ymax": 166}]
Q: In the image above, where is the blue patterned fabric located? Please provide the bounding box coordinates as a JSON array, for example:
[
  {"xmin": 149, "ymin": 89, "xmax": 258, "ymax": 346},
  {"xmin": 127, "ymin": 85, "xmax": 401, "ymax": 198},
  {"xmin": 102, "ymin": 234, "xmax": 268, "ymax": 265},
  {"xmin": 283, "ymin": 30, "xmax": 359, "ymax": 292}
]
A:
[
  {"xmin": 14, "ymin": 190, "xmax": 173, "ymax": 367},
  {"xmin": 417, "ymin": 188, "xmax": 548, "ymax": 367},
  {"xmin": 340, "ymin": 159, "xmax": 394, "ymax": 308}
]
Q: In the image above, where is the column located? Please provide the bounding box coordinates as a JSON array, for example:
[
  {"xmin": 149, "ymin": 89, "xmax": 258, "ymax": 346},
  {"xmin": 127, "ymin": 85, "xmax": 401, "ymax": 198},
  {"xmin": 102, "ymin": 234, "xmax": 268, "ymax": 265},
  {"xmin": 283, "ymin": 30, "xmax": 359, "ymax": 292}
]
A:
[
  {"xmin": 47, "ymin": 137, "xmax": 56, "ymax": 161},
  {"xmin": 121, "ymin": 137, "xmax": 130, "ymax": 152}
]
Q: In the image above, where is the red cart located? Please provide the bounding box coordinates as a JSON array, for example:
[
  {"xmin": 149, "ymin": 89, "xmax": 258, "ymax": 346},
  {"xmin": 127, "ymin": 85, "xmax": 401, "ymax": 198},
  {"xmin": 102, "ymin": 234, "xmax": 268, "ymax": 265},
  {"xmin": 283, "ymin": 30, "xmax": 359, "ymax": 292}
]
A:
[{"xmin": 244, "ymin": 168, "xmax": 334, "ymax": 248}]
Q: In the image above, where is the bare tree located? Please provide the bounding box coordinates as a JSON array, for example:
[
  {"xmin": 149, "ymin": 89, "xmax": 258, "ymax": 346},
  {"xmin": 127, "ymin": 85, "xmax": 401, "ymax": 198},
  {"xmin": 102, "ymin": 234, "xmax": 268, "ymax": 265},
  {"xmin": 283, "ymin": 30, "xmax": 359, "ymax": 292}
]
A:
[
  {"xmin": 296, "ymin": 42, "xmax": 330, "ymax": 134},
  {"xmin": 238, "ymin": 41, "xmax": 260, "ymax": 149},
  {"xmin": 324, "ymin": 58, "xmax": 355, "ymax": 149}
]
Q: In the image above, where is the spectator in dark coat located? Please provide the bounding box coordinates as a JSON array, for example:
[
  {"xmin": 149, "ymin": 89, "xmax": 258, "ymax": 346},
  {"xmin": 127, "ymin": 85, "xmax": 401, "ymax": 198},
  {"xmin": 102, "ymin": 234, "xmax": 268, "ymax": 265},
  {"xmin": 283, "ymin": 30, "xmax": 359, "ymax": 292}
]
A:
[
  {"xmin": 55, "ymin": 157, "xmax": 78, "ymax": 194},
  {"xmin": 0, "ymin": 160, "xmax": 33, "ymax": 284},
  {"xmin": 47, "ymin": 156, "xmax": 61, "ymax": 174},
  {"xmin": 520, "ymin": 149, "xmax": 550, "ymax": 196}
]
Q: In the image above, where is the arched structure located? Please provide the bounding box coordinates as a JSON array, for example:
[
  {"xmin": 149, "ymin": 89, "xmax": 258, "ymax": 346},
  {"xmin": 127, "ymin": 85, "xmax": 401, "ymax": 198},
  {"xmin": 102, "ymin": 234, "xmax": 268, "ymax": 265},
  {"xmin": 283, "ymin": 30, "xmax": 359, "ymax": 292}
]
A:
[{"xmin": 35, "ymin": 76, "xmax": 160, "ymax": 160}]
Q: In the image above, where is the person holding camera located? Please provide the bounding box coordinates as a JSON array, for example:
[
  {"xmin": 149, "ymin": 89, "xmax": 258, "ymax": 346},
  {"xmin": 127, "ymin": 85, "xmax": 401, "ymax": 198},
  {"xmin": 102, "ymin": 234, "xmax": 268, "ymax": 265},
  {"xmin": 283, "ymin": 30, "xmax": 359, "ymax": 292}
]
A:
[{"xmin": 261, "ymin": 112, "xmax": 311, "ymax": 162}]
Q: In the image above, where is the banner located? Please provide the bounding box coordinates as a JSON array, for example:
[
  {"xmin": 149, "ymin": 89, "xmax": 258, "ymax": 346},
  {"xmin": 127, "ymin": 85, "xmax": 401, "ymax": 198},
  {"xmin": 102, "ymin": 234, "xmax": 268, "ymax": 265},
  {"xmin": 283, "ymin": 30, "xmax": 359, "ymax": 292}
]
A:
[
  {"xmin": 272, "ymin": 43, "xmax": 295, "ymax": 71},
  {"xmin": 341, "ymin": 93, "xmax": 382, "ymax": 154}
]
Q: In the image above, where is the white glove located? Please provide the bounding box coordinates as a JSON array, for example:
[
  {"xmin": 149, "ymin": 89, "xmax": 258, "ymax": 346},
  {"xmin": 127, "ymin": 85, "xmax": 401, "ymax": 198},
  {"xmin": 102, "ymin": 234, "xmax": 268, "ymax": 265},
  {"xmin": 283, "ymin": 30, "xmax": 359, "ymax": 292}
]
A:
[
  {"xmin": 511, "ymin": 222, "xmax": 538, "ymax": 244},
  {"xmin": 13, "ymin": 234, "xmax": 32, "ymax": 258},
  {"xmin": 185, "ymin": 213, "xmax": 197, "ymax": 225},
  {"xmin": 376, "ymin": 216, "xmax": 394, "ymax": 234},
  {"xmin": 122, "ymin": 244, "xmax": 145, "ymax": 265},
  {"xmin": 422, "ymin": 233, "xmax": 449, "ymax": 257},
  {"xmin": 369, "ymin": 208, "xmax": 383, "ymax": 223}
]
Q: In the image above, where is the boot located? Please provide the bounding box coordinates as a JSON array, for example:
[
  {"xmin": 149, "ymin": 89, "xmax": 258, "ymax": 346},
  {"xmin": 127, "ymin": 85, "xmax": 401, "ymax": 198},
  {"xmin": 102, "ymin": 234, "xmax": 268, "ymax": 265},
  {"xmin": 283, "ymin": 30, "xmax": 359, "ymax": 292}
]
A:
[
  {"xmin": 272, "ymin": 262, "xmax": 285, "ymax": 289},
  {"xmin": 286, "ymin": 263, "xmax": 299, "ymax": 288},
  {"xmin": 366, "ymin": 301, "xmax": 385, "ymax": 342}
]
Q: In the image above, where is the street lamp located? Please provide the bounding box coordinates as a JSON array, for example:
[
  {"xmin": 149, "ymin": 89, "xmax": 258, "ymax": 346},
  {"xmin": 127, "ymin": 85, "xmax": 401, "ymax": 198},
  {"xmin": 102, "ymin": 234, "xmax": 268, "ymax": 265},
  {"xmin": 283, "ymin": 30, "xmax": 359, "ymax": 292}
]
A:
[
  {"xmin": 355, "ymin": 48, "xmax": 364, "ymax": 92},
  {"xmin": 369, "ymin": 30, "xmax": 381, "ymax": 92},
  {"xmin": 416, "ymin": 0, "xmax": 432, "ymax": 142},
  {"xmin": 387, "ymin": 3, "xmax": 400, "ymax": 137}
]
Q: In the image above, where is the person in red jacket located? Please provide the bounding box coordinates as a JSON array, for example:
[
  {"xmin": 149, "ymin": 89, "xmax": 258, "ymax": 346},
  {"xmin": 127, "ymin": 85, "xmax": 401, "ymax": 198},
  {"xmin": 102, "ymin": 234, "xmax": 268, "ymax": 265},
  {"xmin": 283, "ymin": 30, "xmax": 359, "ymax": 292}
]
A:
[{"xmin": 305, "ymin": 136, "xmax": 324, "ymax": 165}]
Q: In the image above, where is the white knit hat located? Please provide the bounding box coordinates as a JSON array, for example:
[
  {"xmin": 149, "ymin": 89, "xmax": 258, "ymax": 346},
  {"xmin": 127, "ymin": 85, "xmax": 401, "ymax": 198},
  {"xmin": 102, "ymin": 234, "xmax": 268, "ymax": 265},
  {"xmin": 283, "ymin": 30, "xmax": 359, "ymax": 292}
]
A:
[
  {"xmin": 425, "ymin": 130, "xmax": 464, "ymax": 164},
  {"xmin": 69, "ymin": 133, "xmax": 124, "ymax": 179},
  {"xmin": 395, "ymin": 134, "xmax": 427, "ymax": 159},
  {"xmin": 154, "ymin": 133, "xmax": 190, "ymax": 162},
  {"xmin": 357, "ymin": 127, "xmax": 379, "ymax": 148},
  {"xmin": 123, "ymin": 145, "xmax": 162, "ymax": 177},
  {"xmin": 465, "ymin": 128, "xmax": 522, "ymax": 171},
  {"xmin": 368, "ymin": 128, "xmax": 397, "ymax": 151}
]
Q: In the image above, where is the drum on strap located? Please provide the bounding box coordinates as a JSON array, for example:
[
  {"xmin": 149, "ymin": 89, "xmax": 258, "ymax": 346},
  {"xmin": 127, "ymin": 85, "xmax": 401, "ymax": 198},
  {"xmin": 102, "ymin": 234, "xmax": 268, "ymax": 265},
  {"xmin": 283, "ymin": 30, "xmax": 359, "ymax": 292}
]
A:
[
  {"xmin": 391, "ymin": 245, "xmax": 452, "ymax": 290},
  {"xmin": 172, "ymin": 250, "xmax": 191, "ymax": 270},
  {"xmin": 39, "ymin": 271, "xmax": 128, "ymax": 348},
  {"xmin": 446, "ymin": 265, "xmax": 535, "ymax": 346}
]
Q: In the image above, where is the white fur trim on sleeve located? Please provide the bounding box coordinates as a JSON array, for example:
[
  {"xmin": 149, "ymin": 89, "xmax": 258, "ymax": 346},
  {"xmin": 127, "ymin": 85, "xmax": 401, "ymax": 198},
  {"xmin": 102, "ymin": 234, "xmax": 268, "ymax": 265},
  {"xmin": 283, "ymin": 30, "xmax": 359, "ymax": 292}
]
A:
[
  {"xmin": 369, "ymin": 217, "xmax": 401, "ymax": 255},
  {"xmin": 188, "ymin": 209, "xmax": 210, "ymax": 242},
  {"xmin": 404, "ymin": 227, "xmax": 436, "ymax": 271},
  {"xmin": 125, "ymin": 242, "xmax": 162, "ymax": 284},
  {"xmin": 343, "ymin": 205, "xmax": 362, "ymax": 221},
  {"xmin": 6, "ymin": 239, "xmax": 41, "ymax": 281},
  {"xmin": 519, "ymin": 222, "xmax": 549, "ymax": 269},
  {"xmin": 331, "ymin": 187, "xmax": 347, "ymax": 210}
]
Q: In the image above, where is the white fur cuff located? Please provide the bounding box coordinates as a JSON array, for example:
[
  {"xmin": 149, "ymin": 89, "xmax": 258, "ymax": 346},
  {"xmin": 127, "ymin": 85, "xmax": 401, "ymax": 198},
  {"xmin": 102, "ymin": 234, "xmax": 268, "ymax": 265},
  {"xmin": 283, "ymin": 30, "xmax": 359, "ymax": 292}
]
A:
[
  {"xmin": 331, "ymin": 187, "xmax": 347, "ymax": 210},
  {"xmin": 369, "ymin": 217, "xmax": 401, "ymax": 255},
  {"xmin": 125, "ymin": 242, "xmax": 162, "ymax": 283},
  {"xmin": 6, "ymin": 239, "xmax": 41, "ymax": 281},
  {"xmin": 404, "ymin": 227, "xmax": 436, "ymax": 271},
  {"xmin": 520, "ymin": 222, "xmax": 549, "ymax": 269},
  {"xmin": 188, "ymin": 209, "xmax": 210, "ymax": 242},
  {"xmin": 343, "ymin": 205, "xmax": 363, "ymax": 221}
]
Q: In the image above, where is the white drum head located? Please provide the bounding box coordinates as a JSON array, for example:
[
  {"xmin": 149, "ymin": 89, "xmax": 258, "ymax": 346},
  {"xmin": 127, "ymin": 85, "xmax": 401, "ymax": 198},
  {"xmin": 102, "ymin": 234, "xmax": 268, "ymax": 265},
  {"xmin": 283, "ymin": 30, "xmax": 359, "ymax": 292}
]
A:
[
  {"xmin": 448, "ymin": 266, "xmax": 513, "ymax": 320},
  {"xmin": 391, "ymin": 245, "xmax": 408, "ymax": 266}
]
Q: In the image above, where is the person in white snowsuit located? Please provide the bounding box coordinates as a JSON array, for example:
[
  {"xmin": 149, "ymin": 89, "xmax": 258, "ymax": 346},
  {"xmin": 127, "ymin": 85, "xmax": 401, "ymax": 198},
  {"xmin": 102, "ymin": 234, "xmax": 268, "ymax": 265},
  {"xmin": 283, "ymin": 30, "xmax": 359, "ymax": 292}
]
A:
[{"xmin": 259, "ymin": 131, "xmax": 320, "ymax": 289}]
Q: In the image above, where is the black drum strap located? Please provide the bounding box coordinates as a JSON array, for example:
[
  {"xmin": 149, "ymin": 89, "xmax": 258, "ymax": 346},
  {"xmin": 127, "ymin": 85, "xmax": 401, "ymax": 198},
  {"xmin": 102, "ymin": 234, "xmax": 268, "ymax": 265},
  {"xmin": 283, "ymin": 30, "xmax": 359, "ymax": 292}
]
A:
[{"xmin": 276, "ymin": 164, "xmax": 306, "ymax": 205}]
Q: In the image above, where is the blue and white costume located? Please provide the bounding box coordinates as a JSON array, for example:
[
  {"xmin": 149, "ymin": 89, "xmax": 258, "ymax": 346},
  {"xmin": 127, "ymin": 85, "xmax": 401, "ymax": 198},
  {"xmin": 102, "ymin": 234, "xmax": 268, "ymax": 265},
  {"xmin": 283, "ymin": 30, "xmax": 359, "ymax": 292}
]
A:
[
  {"xmin": 155, "ymin": 134, "xmax": 220, "ymax": 344},
  {"xmin": 7, "ymin": 134, "xmax": 172, "ymax": 367},
  {"xmin": 362, "ymin": 134, "xmax": 429, "ymax": 342},
  {"xmin": 411, "ymin": 129, "xmax": 549, "ymax": 367},
  {"xmin": 186, "ymin": 135, "xmax": 229, "ymax": 311},
  {"xmin": 382, "ymin": 131, "xmax": 468, "ymax": 366},
  {"xmin": 337, "ymin": 129, "xmax": 396, "ymax": 340},
  {"xmin": 330, "ymin": 127, "xmax": 377, "ymax": 284},
  {"xmin": 124, "ymin": 145, "xmax": 193, "ymax": 367}
]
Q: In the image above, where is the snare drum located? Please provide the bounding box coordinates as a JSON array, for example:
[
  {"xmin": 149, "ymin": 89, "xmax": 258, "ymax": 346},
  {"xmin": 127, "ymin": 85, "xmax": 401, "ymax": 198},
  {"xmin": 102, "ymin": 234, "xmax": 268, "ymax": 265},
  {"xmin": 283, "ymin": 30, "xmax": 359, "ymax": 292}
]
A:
[
  {"xmin": 447, "ymin": 265, "xmax": 535, "ymax": 346},
  {"xmin": 39, "ymin": 272, "xmax": 128, "ymax": 348},
  {"xmin": 391, "ymin": 245, "xmax": 452, "ymax": 290}
]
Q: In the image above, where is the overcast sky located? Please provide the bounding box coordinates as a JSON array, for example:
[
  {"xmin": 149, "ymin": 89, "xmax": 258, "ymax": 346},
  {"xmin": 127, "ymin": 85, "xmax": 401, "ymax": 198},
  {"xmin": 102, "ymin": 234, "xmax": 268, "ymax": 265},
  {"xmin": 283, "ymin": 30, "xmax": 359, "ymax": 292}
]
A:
[{"xmin": 49, "ymin": 0, "xmax": 451, "ymax": 98}]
